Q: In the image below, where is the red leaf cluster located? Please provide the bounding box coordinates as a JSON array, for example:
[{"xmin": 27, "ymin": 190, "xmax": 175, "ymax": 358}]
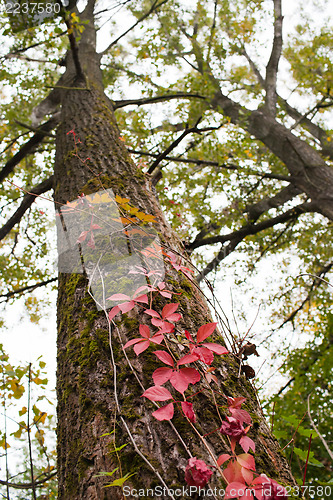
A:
[
  {"xmin": 123, "ymin": 325, "xmax": 164, "ymax": 355},
  {"xmin": 184, "ymin": 457, "xmax": 213, "ymax": 487},
  {"xmin": 185, "ymin": 323, "xmax": 228, "ymax": 365}
]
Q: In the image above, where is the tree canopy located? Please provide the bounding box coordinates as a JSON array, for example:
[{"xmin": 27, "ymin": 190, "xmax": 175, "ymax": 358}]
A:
[{"xmin": 0, "ymin": 0, "xmax": 332, "ymax": 496}]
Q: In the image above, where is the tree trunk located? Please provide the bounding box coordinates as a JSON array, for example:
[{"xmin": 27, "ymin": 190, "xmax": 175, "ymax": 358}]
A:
[{"xmin": 53, "ymin": 8, "xmax": 295, "ymax": 499}]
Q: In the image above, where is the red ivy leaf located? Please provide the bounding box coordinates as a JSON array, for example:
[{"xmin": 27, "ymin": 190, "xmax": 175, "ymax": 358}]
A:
[
  {"xmin": 134, "ymin": 294, "xmax": 148, "ymax": 304},
  {"xmin": 76, "ymin": 230, "xmax": 89, "ymax": 243},
  {"xmin": 107, "ymin": 293, "xmax": 131, "ymax": 301},
  {"xmin": 123, "ymin": 338, "xmax": 141, "ymax": 349},
  {"xmin": 237, "ymin": 453, "xmax": 256, "ymax": 471},
  {"xmin": 196, "ymin": 323, "xmax": 217, "ymax": 343},
  {"xmin": 180, "ymin": 367, "xmax": 200, "ymax": 385},
  {"xmin": 142, "ymin": 386, "xmax": 173, "ymax": 402},
  {"xmin": 150, "ymin": 333, "xmax": 164, "ymax": 344},
  {"xmin": 153, "ymin": 350, "xmax": 174, "ymax": 367},
  {"xmin": 144, "ymin": 309, "xmax": 161, "ymax": 318},
  {"xmin": 192, "ymin": 346, "xmax": 214, "ymax": 365},
  {"xmin": 139, "ymin": 324, "xmax": 150, "ymax": 339},
  {"xmin": 161, "ymin": 303, "xmax": 179, "ymax": 319},
  {"xmin": 133, "ymin": 340, "xmax": 150, "ymax": 356},
  {"xmin": 181, "ymin": 402, "xmax": 196, "ymax": 423},
  {"xmin": 177, "ymin": 353, "xmax": 198, "ymax": 366},
  {"xmin": 217, "ymin": 454, "xmax": 231, "ymax": 467},
  {"xmin": 227, "ymin": 397, "xmax": 247, "ymax": 409},
  {"xmin": 184, "ymin": 330, "xmax": 194, "ymax": 342},
  {"xmin": 152, "ymin": 367, "xmax": 173, "ymax": 386},
  {"xmin": 230, "ymin": 408, "xmax": 252, "ymax": 425},
  {"xmin": 151, "ymin": 318, "xmax": 164, "ymax": 328},
  {"xmin": 133, "ymin": 285, "xmax": 149, "ymax": 296},
  {"xmin": 169, "ymin": 371, "xmax": 189, "ymax": 393},
  {"xmin": 239, "ymin": 436, "xmax": 256, "ymax": 453},
  {"xmin": 87, "ymin": 233, "xmax": 95, "ymax": 249},
  {"xmin": 201, "ymin": 343, "xmax": 228, "ymax": 355},
  {"xmin": 90, "ymin": 223, "xmax": 102, "ymax": 230},
  {"xmin": 152, "ymin": 403, "xmax": 174, "ymax": 421},
  {"xmin": 119, "ymin": 300, "xmax": 135, "ymax": 313},
  {"xmin": 158, "ymin": 322, "xmax": 175, "ymax": 334},
  {"xmin": 108, "ymin": 305, "xmax": 120, "ymax": 320},
  {"xmin": 225, "ymin": 482, "xmax": 248, "ymax": 500}
]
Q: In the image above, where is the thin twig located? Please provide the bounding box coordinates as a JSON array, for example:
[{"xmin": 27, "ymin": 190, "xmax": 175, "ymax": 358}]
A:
[
  {"xmin": 307, "ymin": 394, "xmax": 333, "ymax": 460},
  {"xmin": 103, "ymin": 0, "xmax": 169, "ymax": 52},
  {"xmin": 27, "ymin": 364, "xmax": 37, "ymax": 500}
]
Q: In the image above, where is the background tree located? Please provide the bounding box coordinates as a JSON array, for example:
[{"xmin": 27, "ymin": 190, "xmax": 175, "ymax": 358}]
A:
[{"xmin": 0, "ymin": 0, "xmax": 332, "ymax": 497}]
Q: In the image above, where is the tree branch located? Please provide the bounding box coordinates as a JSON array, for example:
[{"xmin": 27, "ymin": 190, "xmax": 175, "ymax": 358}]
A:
[
  {"xmin": 102, "ymin": 0, "xmax": 169, "ymax": 54},
  {"xmin": 265, "ymin": 0, "xmax": 283, "ymax": 116},
  {"xmin": 147, "ymin": 117, "xmax": 224, "ymax": 174},
  {"xmin": 113, "ymin": 92, "xmax": 206, "ymax": 109},
  {"xmin": 307, "ymin": 394, "xmax": 333, "ymax": 461},
  {"xmin": 0, "ymin": 277, "xmax": 57, "ymax": 303},
  {"xmin": 209, "ymin": 85, "xmax": 333, "ymax": 221},
  {"xmin": 0, "ymin": 115, "xmax": 59, "ymax": 184},
  {"xmin": 129, "ymin": 148, "xmax": 291, "ymax": 180},
  {"xmin": 0, "ymin": 176, "xmax": 54, "ymax": 241},
  {"xmin": 63, "ymin": 17, "xmax": 84, "ymax": 79},
  {"xmin": 0, "ymin": 471, "xmax": 57, "ymax": 490},
  {"xmin": 0, "ymin": 33, "xmax": 66, "ymax": 62},
  {"xmin": 241, "ymin": 46, "xmax": 265, "ymax": 87},
  {"xmin": 189, "ymin": 201, "xmax": 313, "ymax": 252},
  {"xmin": 196, "ymin": 237, "xmax": 243, "ymax": 282},
  {"xmin": 277, "ymin": 261, "xmax": 333, "ymax": 329},
  {"xmin": 281, "ymin": 99, "xmax": 333, "ymax": 161},
  {"xmin": 246, "ymin": 184, "xmax": 302, "ymax": 222},
  {"xmin": 240, "ymin": 46, "xmax": 333, "ymax": 160}
]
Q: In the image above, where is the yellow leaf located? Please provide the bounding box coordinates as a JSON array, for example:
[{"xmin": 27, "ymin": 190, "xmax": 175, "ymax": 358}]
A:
[
  {"xmin": 19, "ymin": 406, "xmax": 27, "ymax": 416},
  {"xmin": 0, "ymin": 437, "xmax": 10, "ymax": 449},
  {"xmin": 115, "ymin": 195, "xmax": 130, "ymax": 204}
]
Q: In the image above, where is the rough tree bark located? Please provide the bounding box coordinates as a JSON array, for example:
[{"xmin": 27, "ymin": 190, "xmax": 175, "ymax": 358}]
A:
[{"xmin": 52, "ymin": 4, "xmax": 295, "ymax": 499}]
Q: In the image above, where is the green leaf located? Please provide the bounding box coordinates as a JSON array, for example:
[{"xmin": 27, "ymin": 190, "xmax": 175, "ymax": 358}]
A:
[
  {"xmin": 110, "ymin": 443, "xmax": 128, "ymax": 453},
  {"xmin": 100, "ymin": 431, "xmax": 115, "ymax": 437},
  {"xmin": 293, "ymin": 447, "xmax": 323, "ymax": 467},
  {"xmin": 104, "ymin": 472, "xmax": 136, "ymax": 488},
  {"xmin": 94, "ymin": 468, "xmax": 119, "ymax": 478},
  {"xmin": 273, "ymin": 429, "xmax": 288, "ymax": 440}
]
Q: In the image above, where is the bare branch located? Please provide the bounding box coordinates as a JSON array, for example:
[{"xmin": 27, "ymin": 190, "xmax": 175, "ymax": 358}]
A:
[
  {"xmin": 196, "ymin": 237, "xmax": 243, "ymax": 282},
  {"xmin": 102, "ymin": 0, "xmax": 169, "ymax": 54},
  {"xmin": 0, "ymin": 278, "xmax": 57, "ymax": 303},
  {"xmin": 281, "ymin": 99, "xmax": 333, "ymax": 161},
  {"xmin": 147, "ymin": 118, "xmax": 224, "ymax": 174},
  {"xmin": 277, "ymin": 261, "xmax": 333, "ymax": 329},
  {"xmin": 129, "ymin": 148, "xmax": 291, "ymax": 181},
  {"xmin": 246, "ymin": 184, "xmax": 302, "ymax": 222},
  {"xmin": 113, "ymin": 92, "xmax": 206, "ymax": 109},
  {"xmin": 265, "ymin": 0, "xmax": 283, "ymax": 116},
  {"xmin": 240, "ymin": 47, "xmax": 333, "ymax": 159},
  {"xmin": 207, "ymin": 0, "xmax": 218, "ymax": 62},
  {"xmin": 241, "ymin": 46, "xmax": 265, "ymax": 87},
  {"xmin": 0, "ymin": 33, "xmax": 66, "ymax": 62},
  {"xmin": 0, "ymin": 471, "xmax": 57, "ymax": 490},
  {"xmin": 189, "ymin": 201, "xmax": 314, "ymax": 252},
  {"xmin": 0, "ymin": 116, "xmax": 59, "ymax": 184},
  {"xmin": 0, "ymin": 176, "xmax": 54, "ymax": 241},
  {"xmin": 275, "ymin": 377, "xmax": 295, "ymax": 397},
  {"xmin": 307, "ymin": 394, "xmax": 333, "ymax": 460}
]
